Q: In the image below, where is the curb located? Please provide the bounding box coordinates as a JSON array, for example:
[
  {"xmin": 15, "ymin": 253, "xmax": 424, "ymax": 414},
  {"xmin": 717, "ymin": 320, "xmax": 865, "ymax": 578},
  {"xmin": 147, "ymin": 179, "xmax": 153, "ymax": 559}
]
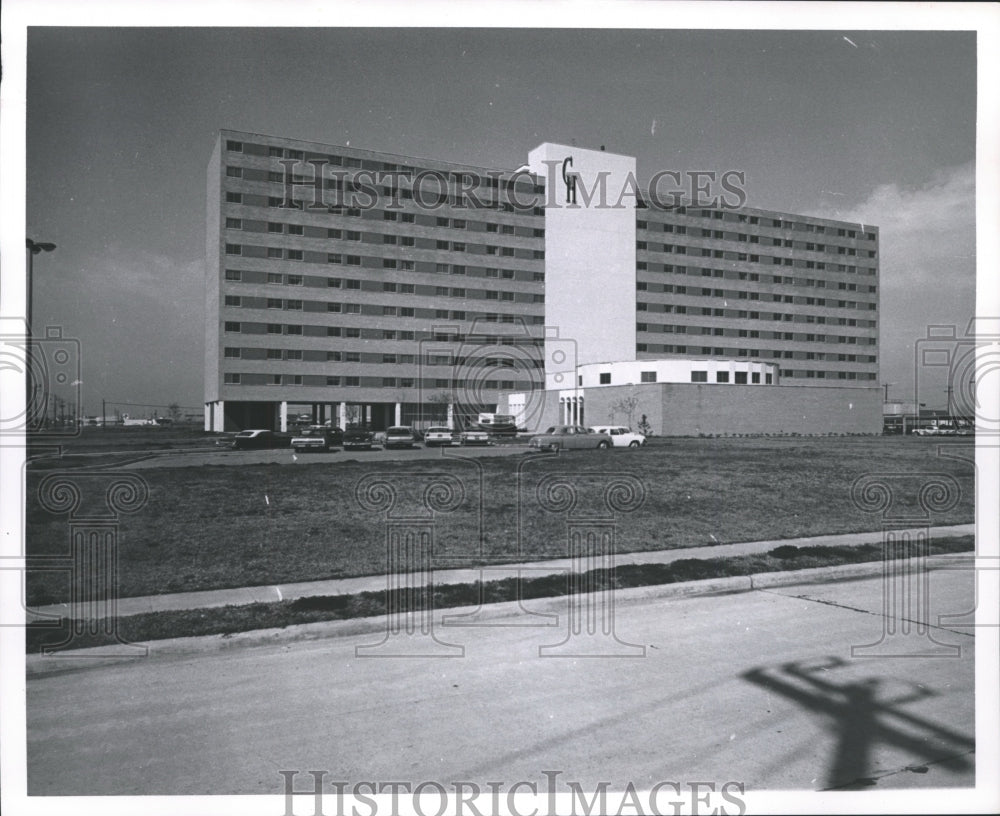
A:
[{"xmin": 24, "ymin": 553, "xmax": 972, "ymax": 678}]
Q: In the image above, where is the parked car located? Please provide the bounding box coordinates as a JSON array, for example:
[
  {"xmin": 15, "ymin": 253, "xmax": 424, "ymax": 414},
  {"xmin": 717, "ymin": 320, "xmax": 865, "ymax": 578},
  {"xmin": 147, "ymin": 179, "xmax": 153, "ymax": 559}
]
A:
[
  {"xmin": 528, "ymin": 425, "xmax": 611, "ymax": 451},
  {"xmin": 343, "ymin": 427, "xmax": 376, "ymax": 450},
  {"xmin": 385, "ymin": 426, "xmax": 419, "ymax": 449},
  {"xmin": 423, "ymin": 427, "xmax": 456, "ymax": 447},
  {"xmin": 588, "ymin": 425, "xmax": 646, "ymax": 448},
  {"xmin": 291, "ymin": 425, "xmax": 343, "ymax": 452},
  {"xmin": 231, "ymin": 429, "xmax": 282, "ymax": 450},
  {"xmin": 458, "ymin": 429, "xmax": 491, "ymax": 446}
]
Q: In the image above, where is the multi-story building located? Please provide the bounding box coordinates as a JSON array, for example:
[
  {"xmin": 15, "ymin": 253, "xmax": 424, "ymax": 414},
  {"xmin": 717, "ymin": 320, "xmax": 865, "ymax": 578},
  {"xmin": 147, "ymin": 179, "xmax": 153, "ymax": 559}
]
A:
[
  {"xmin": 206, "ymin": 131, "xmax": 881, "ymax": 435},
  {"xmin": 206, "ymin": 129, "xmax": 549, "ymax": 432}
]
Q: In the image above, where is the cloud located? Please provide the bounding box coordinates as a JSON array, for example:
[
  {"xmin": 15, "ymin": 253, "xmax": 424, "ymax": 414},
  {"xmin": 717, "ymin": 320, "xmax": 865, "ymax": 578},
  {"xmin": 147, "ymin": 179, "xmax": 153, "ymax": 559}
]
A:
[{"xmin": 806, "ymin": 163, "xmax": 976, "ymax": 405}]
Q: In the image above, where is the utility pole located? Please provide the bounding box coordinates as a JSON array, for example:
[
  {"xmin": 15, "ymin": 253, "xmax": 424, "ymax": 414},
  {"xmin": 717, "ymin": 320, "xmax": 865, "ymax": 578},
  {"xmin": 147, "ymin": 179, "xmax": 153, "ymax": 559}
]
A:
[{"xmin": 881, "ymin": 382, "xmax": 895, "ymax": 403}]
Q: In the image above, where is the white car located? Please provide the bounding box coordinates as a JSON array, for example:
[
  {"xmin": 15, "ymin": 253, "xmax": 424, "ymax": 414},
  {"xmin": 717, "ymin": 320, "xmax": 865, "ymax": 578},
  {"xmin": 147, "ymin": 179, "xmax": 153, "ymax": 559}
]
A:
[
  {"xmin": 458, "ymin": 429, "xmax": 491, "ymax": 446},
  {"xmin": 588, "ymin": 425, "xmax": 646, "ymax": 448},
  {"xmin": 423, "ymin": 427, "xmax": 457, "ymax": 447}
]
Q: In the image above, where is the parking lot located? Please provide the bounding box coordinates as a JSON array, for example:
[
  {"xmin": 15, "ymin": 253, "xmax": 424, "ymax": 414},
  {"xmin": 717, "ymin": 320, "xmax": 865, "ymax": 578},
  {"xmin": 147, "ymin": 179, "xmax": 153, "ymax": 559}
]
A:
[{"xmin": 116, "ymin": 439, "xmax": 537, "ymax": 469}]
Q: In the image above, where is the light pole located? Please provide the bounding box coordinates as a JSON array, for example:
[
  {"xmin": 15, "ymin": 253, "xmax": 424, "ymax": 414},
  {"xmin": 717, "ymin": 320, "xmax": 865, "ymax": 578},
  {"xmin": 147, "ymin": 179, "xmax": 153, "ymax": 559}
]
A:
[
  {"xmin": 25, "ymin": 238, "xmax": 56, "ymax": 429},
  {"xmin": 26, "ymin": 238, "xmax": 57, "ymax": 336}
]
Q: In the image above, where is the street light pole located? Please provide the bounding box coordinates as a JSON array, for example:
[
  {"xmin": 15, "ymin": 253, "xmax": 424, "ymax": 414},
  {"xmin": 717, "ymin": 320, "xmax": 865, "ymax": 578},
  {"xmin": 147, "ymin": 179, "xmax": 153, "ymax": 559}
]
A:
[
  {"xmin": 26, "ymin": 238, "xmax": 57, "ymax": 336},
  {"xmin": 25, "ymin": 238, "xmax": 56, "ymax": 430}
]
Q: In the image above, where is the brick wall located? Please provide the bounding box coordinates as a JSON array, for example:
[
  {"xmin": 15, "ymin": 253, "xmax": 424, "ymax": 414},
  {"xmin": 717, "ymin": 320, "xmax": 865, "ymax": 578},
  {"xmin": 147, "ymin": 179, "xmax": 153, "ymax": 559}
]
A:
[{"xmin": 505, "ymin": 383, "xmax": 882, "ymax": 436}]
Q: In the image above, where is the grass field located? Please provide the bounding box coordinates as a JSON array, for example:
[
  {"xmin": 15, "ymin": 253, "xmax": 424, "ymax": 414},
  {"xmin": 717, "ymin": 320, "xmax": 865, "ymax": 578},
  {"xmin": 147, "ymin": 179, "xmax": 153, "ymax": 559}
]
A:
[
  {"xmin": 24, "ymin": 436, "xmax": 974, "ymax": 604},
  {"xmin": 25, "ymin": 534, "xmax": 976, "ymax": 653}
]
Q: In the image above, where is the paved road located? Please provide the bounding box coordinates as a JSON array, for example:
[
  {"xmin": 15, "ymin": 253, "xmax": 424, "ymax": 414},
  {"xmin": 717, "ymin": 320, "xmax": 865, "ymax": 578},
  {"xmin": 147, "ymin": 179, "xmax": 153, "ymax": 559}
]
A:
[{"xmin": 26, "ymin": 569, "xmax": 977, "ymax": 797}]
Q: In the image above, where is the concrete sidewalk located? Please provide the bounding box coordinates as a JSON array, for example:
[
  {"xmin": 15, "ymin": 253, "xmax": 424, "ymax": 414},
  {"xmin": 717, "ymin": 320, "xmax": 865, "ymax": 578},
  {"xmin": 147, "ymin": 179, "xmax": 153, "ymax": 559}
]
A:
[{"xmin": 27, "ymin": 523, "xmax": 975, "ymax": 621}]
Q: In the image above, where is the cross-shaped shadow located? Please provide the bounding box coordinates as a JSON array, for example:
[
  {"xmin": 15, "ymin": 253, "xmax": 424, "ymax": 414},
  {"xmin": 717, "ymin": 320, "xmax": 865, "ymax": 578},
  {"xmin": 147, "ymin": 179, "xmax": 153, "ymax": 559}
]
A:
[{"xmin": 742, "ymin": 656, "xmax": 973, "ymax": 789}]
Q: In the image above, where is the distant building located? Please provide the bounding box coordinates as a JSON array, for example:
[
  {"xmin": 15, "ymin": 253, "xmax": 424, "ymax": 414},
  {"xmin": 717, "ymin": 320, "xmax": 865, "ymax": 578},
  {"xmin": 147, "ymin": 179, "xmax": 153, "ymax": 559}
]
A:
[{"xmin": 206, "ymin": 131, "xmax": 881, "ymax": 435}]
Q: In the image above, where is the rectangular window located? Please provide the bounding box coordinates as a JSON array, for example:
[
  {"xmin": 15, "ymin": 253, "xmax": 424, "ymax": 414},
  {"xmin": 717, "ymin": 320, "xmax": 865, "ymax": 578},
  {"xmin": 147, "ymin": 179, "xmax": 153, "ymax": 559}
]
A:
[
  {"xmin": 691, "ymin": 371, "xmax": 708, "ymax": 383},
  {"xmin": 226, "ymin": 140, "xmax": 243, "ymax": 152},
  {"xmin": 735, "ymin": 372, "xmax": 748, "ymax": 384},
  {"xmin": 225, "ymin": 243, "xmax": 242, "ymax": 256},
  {"xmin": 640, "ymin": 371, "xmax": 657, "ymax": 383},
  {"xmin": 224, "ymin": 347, "xmax": 241, "ymax": 359},
  {"xmin": 226, "ymin": 192, "xmax": 242, "ymax": 204},
  {"xmin": 225, "ymin": 295, "xmax": 242, "ymax": 307},
  {"xmin": 225, "ymin": 269, "xmax": 242, "ymax": 281},
  {"xmin": 224, "ymin": 321, "xmax": 241, "ymax": 333},
  {"xmin": 226, "ymin": 217, "xmax": 242, "ymax": 229},
  {"xmin": 599, "ymin": 373, "xmax": 611, "ymax": 385}
]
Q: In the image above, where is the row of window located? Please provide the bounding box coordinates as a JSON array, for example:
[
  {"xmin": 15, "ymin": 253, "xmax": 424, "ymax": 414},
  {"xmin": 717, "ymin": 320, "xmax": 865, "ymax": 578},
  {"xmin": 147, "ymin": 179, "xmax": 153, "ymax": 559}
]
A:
[
  {"xmin": 638, "ymin": 292, "xmax": 875, "ymax": 312},
  {"xmin": 223, "ymin": 313, "xmax": 547, "ymax": 336},
  {"xmin": 638, "ymin": 212, "xmax": 876, "ymax": 240},
  {"xmin": 639, "ymin": 305, "xmax": 875, "ymax": 326},
  {"xmin": 640, "ymin": 263, "xmax": 876, "ymax": 283},
  {"xmin": 636, "ymin": 322, "xmax": 877, "ymax": 344},
  {"xmin": 225, "ymin": 268, "xmax": 544, "ymax": 287},
  {"xmin": 688, "ymin": 370, "xmax": 771, "ymax": 384},
  {"xmin": 637, "ymin": 243, "xmax": 877, "ymax": 267},
  {"xmin": 223, "ymin": 286, "xmax": 541, "ymax": 310},
  {"xmin": 223, "ymin": 372, "xmax": 527, "ymax": 389},
  {"xmin": 225, "ymin": 240, "xmax": 543, "ymax": 261},
  {"xmin": 637, "ymin": 274, "xmax": 875, "ymax": 293},
  {"xmin": 226, "ymin": 207, "xmax": 545, "ymax": 239},
  {"xmin": 222, "ymin": 347, "xmax": 545, "ymax": 367},
  {"xmin": 638, "ymin": 323, "xmax": 878, "ymax": 347},
  {"xmin": 224, "ymin": 189, "xmax": 546, "ymax": 216},
  {"xmin": 224, "ymin": 139, "xmax": 544, "ymax": 191},
  {"xmin": 635, "ymin": 341, "xmax": 878, "ymax": 367}
]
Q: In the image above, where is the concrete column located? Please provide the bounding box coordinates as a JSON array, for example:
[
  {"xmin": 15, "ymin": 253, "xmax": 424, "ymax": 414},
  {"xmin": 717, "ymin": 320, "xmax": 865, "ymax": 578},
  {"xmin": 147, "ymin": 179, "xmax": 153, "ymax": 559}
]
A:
[
  {"xmin": 207, "ymin": 401, "xmax": 224, "ymax": 432},
  {"xmin": 446, "ymin": 402, "xmax": 454, "ymax": 429},
  {"xmin": 394, "ymin": 402, "xmax": 402, "ymax": 425},
  {"xmin": 318, "ymin": 404, "xmax": 326, "ymax": 424},
  {"xmin": 579, "ymin": 398, "xmax": 584, "ymax": 427},
  {"xmin": 338, "ymin": 402, "xmax": 347, "ymax": 428},
  {"xmin": 279, "ymin": 401, "xmax": 288, "ymax": 433}
]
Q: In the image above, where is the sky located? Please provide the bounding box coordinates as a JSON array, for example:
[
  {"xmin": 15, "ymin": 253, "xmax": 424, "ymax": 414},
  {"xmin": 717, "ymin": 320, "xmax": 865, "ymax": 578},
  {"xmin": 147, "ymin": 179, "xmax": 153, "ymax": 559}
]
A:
[{"xmin": 14, "ymin": 17, "xmax": 983, "ymax": 416}]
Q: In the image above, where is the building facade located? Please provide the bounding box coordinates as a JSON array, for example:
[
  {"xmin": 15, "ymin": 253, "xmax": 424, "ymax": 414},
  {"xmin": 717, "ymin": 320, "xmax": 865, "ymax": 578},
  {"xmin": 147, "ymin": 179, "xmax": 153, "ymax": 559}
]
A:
[{"xmin": 206, "ymin": 131, "xmax": 881, "ymax": 434}]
